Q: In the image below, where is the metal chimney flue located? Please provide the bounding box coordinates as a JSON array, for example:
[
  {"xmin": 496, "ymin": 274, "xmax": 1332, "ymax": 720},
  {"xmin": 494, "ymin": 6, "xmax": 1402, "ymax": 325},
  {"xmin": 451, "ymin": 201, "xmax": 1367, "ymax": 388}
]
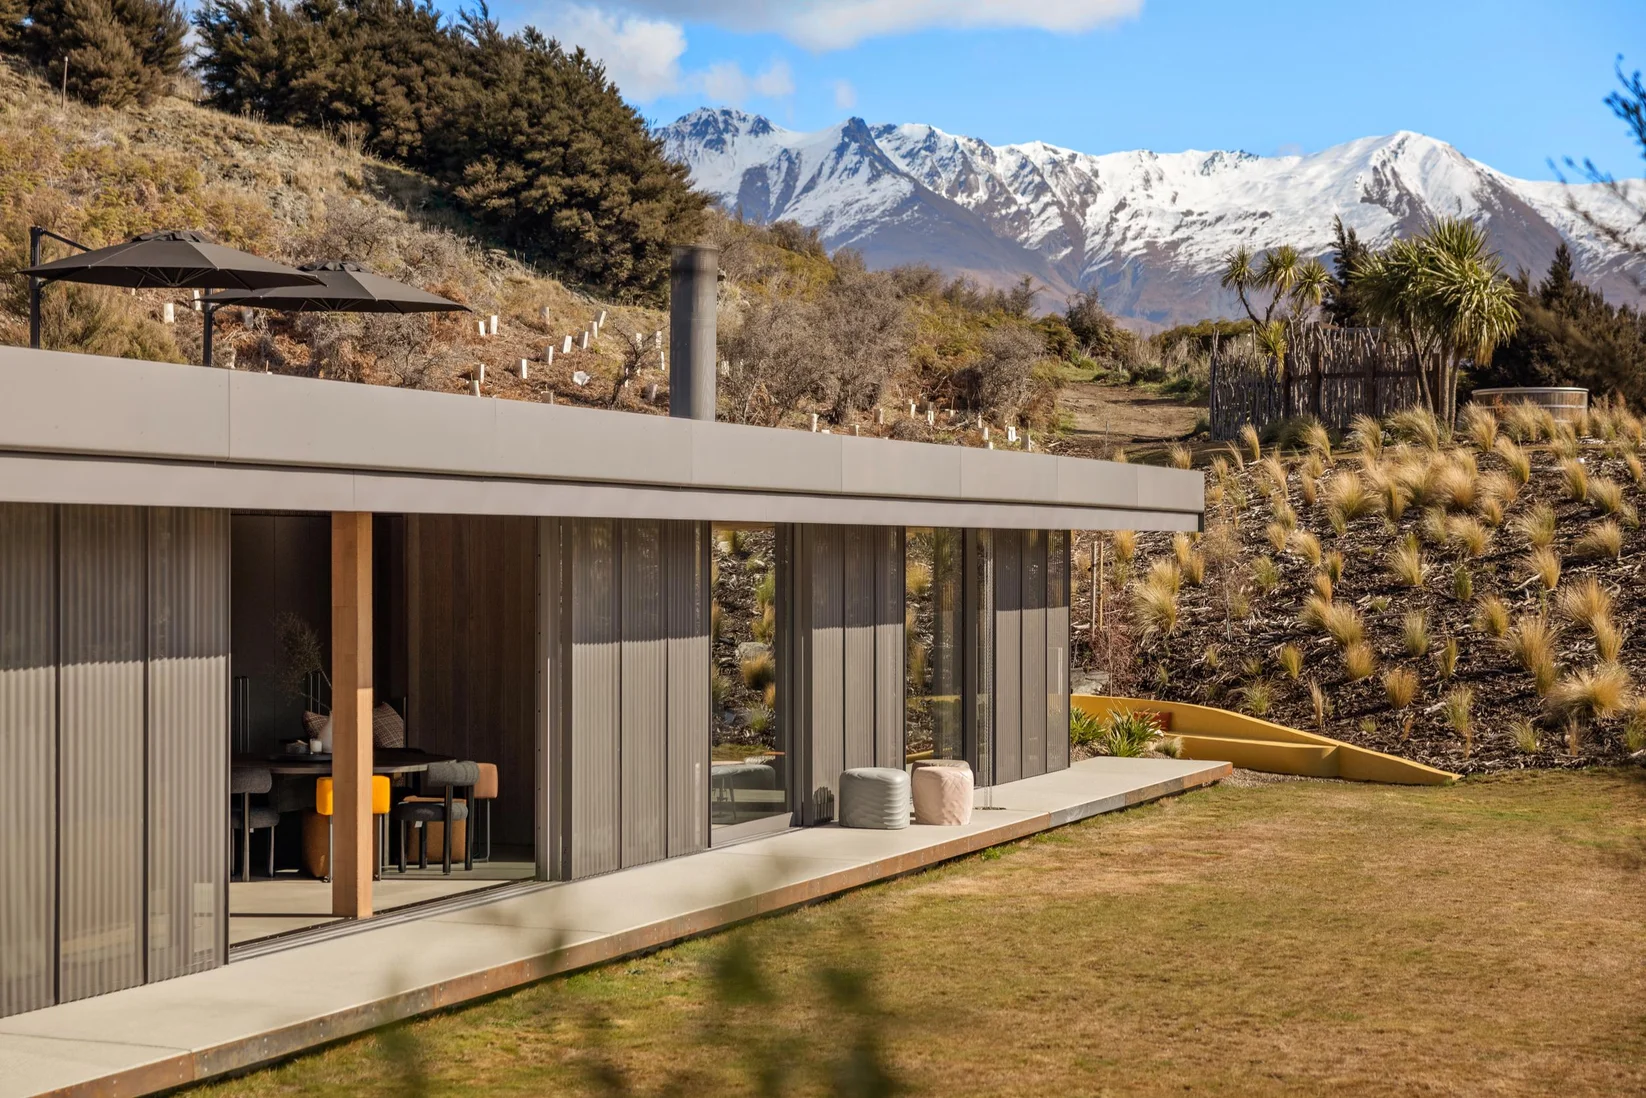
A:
[{"xmin": 668, "ymin": 244, "xmax": 719, "ymax": 421}]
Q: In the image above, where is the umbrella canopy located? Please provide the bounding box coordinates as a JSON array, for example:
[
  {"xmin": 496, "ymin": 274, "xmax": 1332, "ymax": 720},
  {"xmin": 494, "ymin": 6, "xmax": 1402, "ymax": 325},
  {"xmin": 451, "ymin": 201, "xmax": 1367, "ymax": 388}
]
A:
[
  {"xmin": 203, "ymin": 260, "xmax": 469, "ymax": 314},
  {"xmin": 21, "ymin": 230, "xmax": 323, "ymax": 291}
]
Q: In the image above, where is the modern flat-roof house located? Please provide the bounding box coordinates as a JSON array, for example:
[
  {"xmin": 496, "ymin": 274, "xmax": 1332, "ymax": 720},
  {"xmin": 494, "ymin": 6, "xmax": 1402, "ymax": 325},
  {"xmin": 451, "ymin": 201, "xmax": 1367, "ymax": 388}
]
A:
[{"xmin": 0, "ymin": 255, "xmax": 1203, "ymax": 1025}]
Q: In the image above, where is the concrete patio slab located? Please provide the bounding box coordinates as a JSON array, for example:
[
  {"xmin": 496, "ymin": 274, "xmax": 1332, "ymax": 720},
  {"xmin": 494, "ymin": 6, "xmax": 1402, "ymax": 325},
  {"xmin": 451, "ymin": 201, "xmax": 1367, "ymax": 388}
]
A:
[{"xmin": 0, "ymin": 756, "xmax": 1228, "ymax": 1098}]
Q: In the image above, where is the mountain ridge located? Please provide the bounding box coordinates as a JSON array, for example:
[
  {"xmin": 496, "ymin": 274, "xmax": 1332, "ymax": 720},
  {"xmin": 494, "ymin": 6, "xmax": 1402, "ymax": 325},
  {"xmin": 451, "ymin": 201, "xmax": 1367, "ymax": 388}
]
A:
[{"xmin": 660, "ymin": 108, "xmax": 1643, "ymax": 327}]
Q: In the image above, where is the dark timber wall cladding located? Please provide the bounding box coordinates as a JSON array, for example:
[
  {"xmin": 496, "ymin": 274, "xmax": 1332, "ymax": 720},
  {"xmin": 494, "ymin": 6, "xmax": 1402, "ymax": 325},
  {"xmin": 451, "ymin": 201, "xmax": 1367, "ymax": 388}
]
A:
[
  {"xmin": 0, "ymin": 504, "xmax": 228, "ymax": 1020},
  {"xmin": 788, "ymin": 524, "xmax": 906, "ymax": 825},
  {"xmin": 405, "ymin": 515, "xmax": 538, "ymax": 849},
  {"xmin": 547, "ymin": 519, "xmax": 711, "ymax": 881},
  {"xmin": 987, "ymin": 528, "xmax": 1071, "ymax": 785}
]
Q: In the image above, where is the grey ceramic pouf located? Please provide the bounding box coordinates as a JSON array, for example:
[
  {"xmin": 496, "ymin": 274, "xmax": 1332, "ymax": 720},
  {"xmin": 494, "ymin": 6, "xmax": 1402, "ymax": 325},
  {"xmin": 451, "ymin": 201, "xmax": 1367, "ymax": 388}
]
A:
[{"xmin": 838, "ymin": 767, "xmax": 911, "ymax": 829}]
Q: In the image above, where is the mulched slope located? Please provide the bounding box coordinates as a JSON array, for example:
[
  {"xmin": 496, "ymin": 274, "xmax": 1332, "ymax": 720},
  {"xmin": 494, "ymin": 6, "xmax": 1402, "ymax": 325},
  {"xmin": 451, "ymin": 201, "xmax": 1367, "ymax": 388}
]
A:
[{"xmin": 1078, "ymin": 419, "xmax": 1646, "ymax": 774}]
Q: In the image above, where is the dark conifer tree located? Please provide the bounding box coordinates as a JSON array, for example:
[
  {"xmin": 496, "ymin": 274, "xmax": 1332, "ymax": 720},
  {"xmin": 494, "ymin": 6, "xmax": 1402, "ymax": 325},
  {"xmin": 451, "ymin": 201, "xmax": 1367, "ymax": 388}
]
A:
[
  {"xmin": 24, "ymin": 0, "xmax": 184, "ymax": 106},
  {"xmin": 1323, "ymin": 215, "xmax": 1370, "ymax": 327}
]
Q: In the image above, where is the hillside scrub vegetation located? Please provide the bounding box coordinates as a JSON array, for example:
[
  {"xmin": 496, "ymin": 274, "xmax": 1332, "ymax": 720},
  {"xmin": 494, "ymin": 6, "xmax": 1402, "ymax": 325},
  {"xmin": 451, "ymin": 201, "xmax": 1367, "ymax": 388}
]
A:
[{"xmin": 1075, "ymin": 401, "xmax": 1646, "ymax": 774}]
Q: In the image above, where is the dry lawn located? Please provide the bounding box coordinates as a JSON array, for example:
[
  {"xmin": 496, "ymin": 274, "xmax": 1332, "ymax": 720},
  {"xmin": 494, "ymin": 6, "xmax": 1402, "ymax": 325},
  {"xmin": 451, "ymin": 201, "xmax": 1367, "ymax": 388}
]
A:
[{"xmin": 198, "ymin": 769, "xmax": 1646, "ymax": 1097}]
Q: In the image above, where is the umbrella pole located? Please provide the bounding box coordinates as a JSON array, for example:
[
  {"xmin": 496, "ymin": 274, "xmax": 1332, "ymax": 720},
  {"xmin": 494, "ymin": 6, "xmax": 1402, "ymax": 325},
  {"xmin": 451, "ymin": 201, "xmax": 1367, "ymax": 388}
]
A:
[
  {"xmin": 203, "ymin": 300, "xmax": 216, "ymax": 368},
  {"xmin": 28, "ymin": 227, "xmax": 43, "ymax": 349}
]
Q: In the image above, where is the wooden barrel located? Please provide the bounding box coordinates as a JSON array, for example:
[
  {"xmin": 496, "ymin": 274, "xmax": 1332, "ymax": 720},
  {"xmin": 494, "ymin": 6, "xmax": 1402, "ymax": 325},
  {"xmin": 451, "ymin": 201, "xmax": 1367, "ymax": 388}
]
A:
[{"xmin": 1467, "ymin": 387, "xmax": 1589, "ymax": 423}]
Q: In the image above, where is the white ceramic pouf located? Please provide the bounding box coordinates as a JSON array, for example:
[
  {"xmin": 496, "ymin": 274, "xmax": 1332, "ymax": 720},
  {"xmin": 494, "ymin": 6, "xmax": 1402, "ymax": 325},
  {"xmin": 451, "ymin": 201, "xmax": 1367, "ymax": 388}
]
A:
[{"xmin": 912, "ymin": 764, "xmax": 973, "ymax": 825}]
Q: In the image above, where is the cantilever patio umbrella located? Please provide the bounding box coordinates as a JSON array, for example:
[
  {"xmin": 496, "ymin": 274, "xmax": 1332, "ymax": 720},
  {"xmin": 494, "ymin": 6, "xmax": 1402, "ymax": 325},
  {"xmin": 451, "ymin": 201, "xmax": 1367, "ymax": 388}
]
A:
[
  {"xmin": 203, "ymin": 260, "xmax": 470, "ymax": 315},
  {"xmin": 20, "ymin": 228, "xmax": 324, "ymax": 366},
  {"xmin": 204, "ymin": 260, "xmax": 470, "ymax": 372}
]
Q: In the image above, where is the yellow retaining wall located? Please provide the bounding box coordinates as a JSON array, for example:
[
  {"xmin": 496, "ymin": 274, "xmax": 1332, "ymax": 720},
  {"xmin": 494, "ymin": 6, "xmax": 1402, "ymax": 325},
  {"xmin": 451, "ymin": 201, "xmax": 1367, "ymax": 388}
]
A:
[{"xmin": 1072, "ymin": 695, "xmax": 1457, "ymax": 786}]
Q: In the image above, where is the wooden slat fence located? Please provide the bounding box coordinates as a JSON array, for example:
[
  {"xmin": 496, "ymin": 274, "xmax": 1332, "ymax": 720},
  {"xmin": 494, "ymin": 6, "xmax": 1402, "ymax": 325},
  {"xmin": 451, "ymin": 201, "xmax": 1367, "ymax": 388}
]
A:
[{"xmin": 1208, "ymin": 324, "xmax": 1421, "ymax": 439}]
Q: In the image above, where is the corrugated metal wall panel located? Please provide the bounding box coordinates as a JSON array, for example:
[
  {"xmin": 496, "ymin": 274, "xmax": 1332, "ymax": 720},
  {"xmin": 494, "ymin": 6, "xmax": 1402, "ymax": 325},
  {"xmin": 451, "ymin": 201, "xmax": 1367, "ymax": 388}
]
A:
[
  {"xmin": 841, "ymin": 526, "xmax": 875, "ymax": 773},
  {"xmin": 1046, "ymin": 532, "xmax": 1070, "ymax": 773},
  {"xmin": 620, "ymin": 521, "xmax": 667, "ymax": 868},
  {"xmin": 664, "ymin": 522, "xmax": 709, "ymax": 858},
  {"xmin": 1020, "ymin": 530, "xmax": 1047, "ymax": 779},
  {"xmin": 966, "ymin": 530, "xmax": 994, "ymax": 788},
  {"xmin": 992, "ymin": 529, "xmax": 1022, "ymax": 785},
  {"xmin": 873, "ymin": 527, "xmax": 904, "ymax": 769},
  {"xmin": 58, "ymin": 506, "xmax": 146, "ymax": 1003},
  {"xmin": 146, "ymin": 509, "xmax": 229, "ymax": 983},
  {"xmin": 0, "ymin": 504, "xmax": 57, "ymax": 1018},
  {"xmin": 804, "ymin": 525, "xmax": 844, "ymax": 823},
  {"xmin": 569, "ymin": 520, "xmax": 621, "ymax": 878}
]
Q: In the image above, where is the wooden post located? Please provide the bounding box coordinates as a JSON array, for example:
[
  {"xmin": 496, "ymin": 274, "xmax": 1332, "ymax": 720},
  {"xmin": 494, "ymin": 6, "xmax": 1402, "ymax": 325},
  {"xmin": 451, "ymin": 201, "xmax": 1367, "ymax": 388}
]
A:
[{"xmin": 331, "ymin": 512, "xmax": 373, "ymax": 918}]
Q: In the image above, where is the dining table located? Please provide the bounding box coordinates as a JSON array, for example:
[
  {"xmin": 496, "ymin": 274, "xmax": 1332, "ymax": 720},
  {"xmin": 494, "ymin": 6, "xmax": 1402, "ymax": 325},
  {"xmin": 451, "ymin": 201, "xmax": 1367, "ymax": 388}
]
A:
[{"xmin": 238, "ymin": 747, "xmax": 456, "ymax": 779}]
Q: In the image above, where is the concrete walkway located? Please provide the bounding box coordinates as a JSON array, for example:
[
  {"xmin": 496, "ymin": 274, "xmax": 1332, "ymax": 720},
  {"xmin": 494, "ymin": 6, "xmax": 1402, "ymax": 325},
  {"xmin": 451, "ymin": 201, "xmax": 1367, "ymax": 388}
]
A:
[{"xmin": 0, "ymin": 756, "xmax": 1228, "ymax": 1098}]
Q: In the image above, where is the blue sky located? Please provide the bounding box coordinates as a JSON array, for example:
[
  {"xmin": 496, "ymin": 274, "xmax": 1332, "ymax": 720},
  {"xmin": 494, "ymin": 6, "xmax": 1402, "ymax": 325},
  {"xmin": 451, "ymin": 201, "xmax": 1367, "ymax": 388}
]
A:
[{"xmin": 482, "ymin": 0, "xmax": 1645, "ymax": 180}]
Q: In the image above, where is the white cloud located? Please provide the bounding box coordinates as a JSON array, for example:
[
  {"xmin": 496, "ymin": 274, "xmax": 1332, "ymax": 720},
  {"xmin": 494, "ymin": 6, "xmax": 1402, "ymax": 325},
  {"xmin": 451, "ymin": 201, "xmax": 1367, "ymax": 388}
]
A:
[
  {"xmin": 698, "ymin": 58, "xmax": 795, "ymax": 104},
  {"xmin": 833, "ymin": 79, "xmax": 857, "ymax": 110},
  {"xmin": 537, "ymin": 4, "xmax": 688, "ymax": 100},
  {"xmin": 531, "ymin": 4, "xmax": 797, "ymax": 106},
  {"xmin": 609, "ymin": 0, "xmax": 1144, "ymax": 50}
]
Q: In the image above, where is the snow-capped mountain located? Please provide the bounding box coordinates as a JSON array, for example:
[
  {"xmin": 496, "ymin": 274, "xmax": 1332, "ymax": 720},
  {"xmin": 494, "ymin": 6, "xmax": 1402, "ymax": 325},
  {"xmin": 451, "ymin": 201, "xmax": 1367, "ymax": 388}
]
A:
[{"xmin": 660, "ymin": 108, "xmax": 1643, "ymax": 326}]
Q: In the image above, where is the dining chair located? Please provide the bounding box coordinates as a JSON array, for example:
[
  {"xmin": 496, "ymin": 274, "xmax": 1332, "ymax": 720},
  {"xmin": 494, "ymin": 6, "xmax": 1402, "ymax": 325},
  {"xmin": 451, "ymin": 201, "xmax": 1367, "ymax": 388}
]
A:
[
  {"xmin": 393, "ymin": 760, "xmax": 478, "ymax": 874},
  {"xmin": 229, "ymin": 765, "xmax": 277, "ymax": 882},
  {"xmin": 311, "ymin": 775, "xmax": 392, "ymax": 880}
]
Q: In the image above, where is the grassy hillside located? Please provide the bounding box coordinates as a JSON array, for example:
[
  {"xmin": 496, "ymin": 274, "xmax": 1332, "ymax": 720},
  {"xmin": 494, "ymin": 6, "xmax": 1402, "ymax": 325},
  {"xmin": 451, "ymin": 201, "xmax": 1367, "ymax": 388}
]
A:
[
  {"xmin": 1074, "ymin": 403, "xmax": 1646, "ymax": 773},
  {"xmin": 0, "ymin": 61, "xmax": 670, "ymax": 411}
]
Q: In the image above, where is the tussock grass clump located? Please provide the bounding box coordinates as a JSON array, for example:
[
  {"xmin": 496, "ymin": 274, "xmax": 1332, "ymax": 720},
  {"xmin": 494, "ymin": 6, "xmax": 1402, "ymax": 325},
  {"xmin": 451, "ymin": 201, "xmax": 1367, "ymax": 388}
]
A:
[
  {"xmin": 1301, "ymin": 451, "xmax": 1326, "ymax": 483},
  {"xmin": 1505, "ymin": 615, "xmax": 1560, "ymax": 693},
  {"xmin": 1277, "ymin": 643, "xmax": 1304, "ymax": 680},
  {"xmin": 1311, "ymin": 572, "xmax": 1334, "ymax": 603},
  {"xmin": 1270, "ymin": 496, "xmax": 1298, "ymax": 531},
  {"xmin": 1574, "ymin": 520, "xmax": 1624, "ymax": 561},
  {"xmin": 1348, "ymin": 413, "xmax": 1383, "ymax": 459},
  {"xmin": 1547, "ymin": 664, "xmax": 1632, "ymax": 721},
  {"xmin": 1298, "ymin": 472, "xmax": 1318, "ymax": 507},
  {"xmin": 905, "ymin": 561, "xmax": 932, "ymax": 599},
  {"xmin": 1477, "ymin": 495, "xmax": 1504, "ymax": 528},
  {"xmin": 1447, "ymin": 515, "xmax": 1490, "ymax": 558},
  {"xmin": 1324, "ymin": 470, "xmax": 1380, "ymax": 523},
  {"xmin": 1264, "ymin": 522, "xmax": 1289, "ymax": 553},
  {"xmin": 1460, "ymin": 404, "xmax": 1499, "ymax": 452},
  {"xmin": 1389, "ymin": 406, "xmax": 1442, "ymax": 451},
  {"xmin": 1303, "ymin": 597, "xmax": 1366, "ymax": 649},
  {"xmin": 1342, "ymin": 641, "xmax": 1377, "ymax": 682},
  {"xmin": 1402, "ymin": 610, "xmax": 1431, "ymax": 657},
  {"xmin": 1509, "ymin": 718, "xmax": 1540, "ymax": 754},
  {"xmin": 1502, "ymin": 401, "xmax": 1549, "ymax": 442},
  {"xmin": 1450, "ymin": 565, "xmax": 1474, "ymax": 602},
  {"xmin": 1444, "ymin": 686, "xmax": 1475, "ymax": 753},
  {"xmin": 1133, "ymin": 572, "xmax": 1180, "ymax": 635},
  {"xmin": 1473, "ymin": 595, "xmax": 1511, "ymax": 638},
  {"xmin": 1434, "ymin": 460, "xmax": 1481, "ymax": 511},
  {"xmin": 1560, "ymin": 459, "xmax": 1589, "ymax": 503},
  {"xmin": 1626, "ymin": 453, "xmax": 1645, "ymax": 487},
  {"xmin": 1492, "ymin": 436, "xmax": 1532, "ymax": 486},
  {"xmin": 1240, "ymin": 681, "xmax": 1273, "ymax": 717},
  {"xmin": 739, "ymin": 652, "xmax": 776, "ymax": 690},
  {"xmin": 1522, "ymin": 547, "xmax": 1561, "ymax": 593},
  {"xmin": 1417, "ymin": 506, "xmax": 1449, "ymax": 547},
  {"xmin": 1252, "ymin": 555, "xmax": 1281, "ymax": 594},
  {"xmin": 1479, "ymin": 470, "xmax": 1521, "ymax": 509},
  {"xmin": 1438, "ymin": 635, "xmax": 1459, "ymax": 679},
  {"xmin": 1550, "ymin": 424, "xmax": 1579, "ymax": 459},
  {"xmin": 1301, "ymin": 420, "xmax": 1333, "ymax": 462},
  {"xmin": 1588, "ymin": 476, "xmax": 1625, "ymax": 515},
  {"xmin": 1239, "ymin": 424, "xmax": 1262, "ymax": 463},
  {"xmin": 1595, "ymin": 618, "xmax": 1625, "ymax": 663},
  {"xmin": 1555, "ymin": 577, "xmax": 1613, "ymax": 634},
  {"xmin": 1322, "ymin": 549, "xmax": 1345, "ymax": 584},
  {"xmin": 1112, "ymin": 530, "xmax": 1137, "ymax": 563},
  {"xmin": 1514, "ymin": 503, "xmax": 1556, "ymax": 550},
  {"xmin": 1167, "ymin": 443, "xmax": 1193, "ymax": 469},
  {"xmin": 1290, "ymin": 529, "xmax": 1323, "ymax": 568},
  {"xmin": 1383, "ymin": 666, "xmax": 1418, "ymax": 709},
  {"xmin": 1145, "ymin": 559, "xmax": 1181, "ymax": 595},
  {"xmin": 1389, "ymin": 534, "xmax": 1426, "ymax": 587}
]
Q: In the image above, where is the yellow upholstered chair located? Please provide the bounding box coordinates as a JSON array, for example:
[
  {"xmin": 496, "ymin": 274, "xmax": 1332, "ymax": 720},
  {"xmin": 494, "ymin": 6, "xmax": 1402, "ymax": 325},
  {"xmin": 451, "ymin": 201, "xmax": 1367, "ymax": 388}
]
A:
[{"xmin": 306, "ymin": 775, "xmax": 392, "ymax": 881}]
